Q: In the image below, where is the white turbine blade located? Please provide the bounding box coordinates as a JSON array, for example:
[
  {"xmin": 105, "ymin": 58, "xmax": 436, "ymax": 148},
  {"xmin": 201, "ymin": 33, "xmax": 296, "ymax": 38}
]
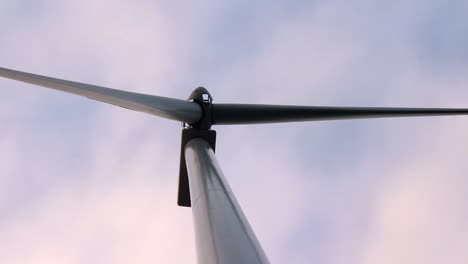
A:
[{"xmin": 0, "ymin": 67, "xmax": 202, "ymax": 123}]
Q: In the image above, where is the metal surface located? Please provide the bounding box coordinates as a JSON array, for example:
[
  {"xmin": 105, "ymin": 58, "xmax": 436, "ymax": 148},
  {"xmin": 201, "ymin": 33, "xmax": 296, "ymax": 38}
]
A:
[
  {"xmin": 187, "ymin": 87, "xmax": 213, "ymax": 129},
  {"xmin": 212, "ymin": 104, "xmax": 468, "ymax": 125},
  {"xmin": 178, "ymin": 129, "xmax": 217, "ymax": 207},
  {"xmin": 0, "ymin": 67, "xmax": 202, "ymax": 123},
  {"xmin": 185, "ymin": 138, "xmax": 270, "ymax": 264}
]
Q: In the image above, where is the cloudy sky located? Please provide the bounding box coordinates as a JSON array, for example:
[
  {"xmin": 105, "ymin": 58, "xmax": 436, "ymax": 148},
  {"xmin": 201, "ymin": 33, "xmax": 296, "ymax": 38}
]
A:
[{"xmin": 1, "ymin": 0, "xmax": 468, "ymax": 263}]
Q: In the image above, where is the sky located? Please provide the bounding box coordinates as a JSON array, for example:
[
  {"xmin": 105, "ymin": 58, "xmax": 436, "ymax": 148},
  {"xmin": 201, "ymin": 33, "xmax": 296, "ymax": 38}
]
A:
[{"xmin": 1, "ymin": 0, "xmax": 468, "ymax": 263}]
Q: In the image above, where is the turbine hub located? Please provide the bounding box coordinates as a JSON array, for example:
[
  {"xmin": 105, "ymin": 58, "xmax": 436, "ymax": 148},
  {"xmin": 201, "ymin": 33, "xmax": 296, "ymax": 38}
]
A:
[{"xmin": 188, "ymin": 87, "xmax": 213, "ymax": 129}]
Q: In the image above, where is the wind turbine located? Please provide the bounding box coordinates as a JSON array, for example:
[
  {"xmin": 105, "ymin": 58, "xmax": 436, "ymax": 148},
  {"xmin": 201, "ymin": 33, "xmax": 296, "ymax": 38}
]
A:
[{"xmin": 1, "ymin": 66, "xmax": 467, "ymax": 264}]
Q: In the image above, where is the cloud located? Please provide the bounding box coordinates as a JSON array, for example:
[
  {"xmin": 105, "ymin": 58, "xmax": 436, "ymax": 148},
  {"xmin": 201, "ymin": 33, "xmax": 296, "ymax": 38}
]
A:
[
  {"xmin": 360, "ymin": 121, "xmax": 468, "ymax": 264},
  {"xmin": 1, "ymin": 0, "xmax": 468, "ymax": 264}
]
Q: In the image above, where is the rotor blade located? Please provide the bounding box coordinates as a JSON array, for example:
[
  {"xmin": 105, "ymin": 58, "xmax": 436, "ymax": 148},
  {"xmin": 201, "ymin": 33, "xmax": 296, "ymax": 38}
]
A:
[
  {"xmin": 212, "ymin": 104, "xmax": 468, "ymax": 125},
  {"xmin": 0, "ymin": 67, "xmax": 202, "ymax": 123}
]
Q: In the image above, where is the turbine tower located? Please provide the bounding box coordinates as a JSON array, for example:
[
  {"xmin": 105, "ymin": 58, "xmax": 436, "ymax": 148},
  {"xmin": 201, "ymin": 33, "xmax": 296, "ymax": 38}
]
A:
[{"xmin": 2, "ymin": 67, "xmax": 468, "ymax": 264}]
